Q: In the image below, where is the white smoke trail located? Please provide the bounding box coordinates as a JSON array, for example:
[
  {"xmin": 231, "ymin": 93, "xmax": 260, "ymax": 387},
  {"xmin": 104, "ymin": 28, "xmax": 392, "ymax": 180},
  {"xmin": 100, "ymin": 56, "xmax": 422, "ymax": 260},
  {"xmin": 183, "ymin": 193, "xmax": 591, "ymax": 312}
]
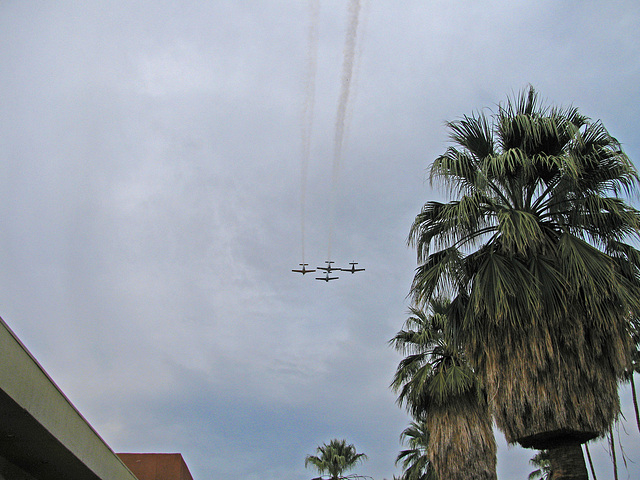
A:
[
  {"xmin": 342, "ymin": 0, "xmax": 369, "ymax": 152},
  {"xmin": 327, "ymin": 0, "xmax": 361, "ymax": 261},
  {"xmin": 299, "ymin": 0, "xmax": 320, "ymax": 263}
]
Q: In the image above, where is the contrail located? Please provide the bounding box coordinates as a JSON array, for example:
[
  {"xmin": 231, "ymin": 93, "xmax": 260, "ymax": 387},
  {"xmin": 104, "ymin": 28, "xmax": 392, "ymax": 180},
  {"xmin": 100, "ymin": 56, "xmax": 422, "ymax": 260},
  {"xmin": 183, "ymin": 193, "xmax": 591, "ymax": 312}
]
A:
[
  {"xmin": 327, "ymin": 0, "xmax": 361, "ymax": 261},
  {"xmin": 299, "ymin": 0, "xmax": 320, "ymax": 263},
  {"xmin": 342, "ymin": 0, "xmax": 369, "ymax": 152}
]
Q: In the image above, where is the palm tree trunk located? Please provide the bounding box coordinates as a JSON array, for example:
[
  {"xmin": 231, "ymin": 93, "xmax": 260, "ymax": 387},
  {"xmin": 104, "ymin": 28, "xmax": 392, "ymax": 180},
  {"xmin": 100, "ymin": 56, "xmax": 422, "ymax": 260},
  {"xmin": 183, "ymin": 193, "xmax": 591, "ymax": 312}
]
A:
[
  {"xmin": 609, "ymin": 426, "xmax": 618, "ymax": 480},
  {"xmin": 547, "ymin": 443, "xmax": 588, "ymax": 480},
  {"xmin": 583, "ymin": 443, "xmax": 597, "ymax": 480},
  {"xmin": 631, "ymin": 373, "xmax": 640, "ymax": 434}
]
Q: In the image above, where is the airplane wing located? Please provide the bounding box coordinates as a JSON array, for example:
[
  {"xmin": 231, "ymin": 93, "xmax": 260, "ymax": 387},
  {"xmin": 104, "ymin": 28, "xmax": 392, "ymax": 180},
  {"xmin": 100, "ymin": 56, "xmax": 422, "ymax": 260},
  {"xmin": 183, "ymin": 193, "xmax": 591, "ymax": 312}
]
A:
[
  {"xmin": 316, "ymin": 275, "xmax": 339, "ymax": 281},
  {"xmin": 341, "ymin": 263, "xmax": 364, "ymax": 273}
]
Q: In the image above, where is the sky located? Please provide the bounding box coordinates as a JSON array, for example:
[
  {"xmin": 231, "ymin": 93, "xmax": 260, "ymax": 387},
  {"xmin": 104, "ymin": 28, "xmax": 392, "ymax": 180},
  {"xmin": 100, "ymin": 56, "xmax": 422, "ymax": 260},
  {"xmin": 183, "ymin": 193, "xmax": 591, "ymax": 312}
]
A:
[{"xmin": 0, "ymin": 1, "xmax": 639, "ymax": 479}]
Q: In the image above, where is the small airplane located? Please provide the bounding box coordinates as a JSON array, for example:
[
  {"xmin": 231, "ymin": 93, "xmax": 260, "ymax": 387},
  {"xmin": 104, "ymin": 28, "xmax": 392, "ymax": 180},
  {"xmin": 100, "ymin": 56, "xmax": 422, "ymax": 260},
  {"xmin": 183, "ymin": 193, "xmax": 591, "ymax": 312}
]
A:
[
  {"xmin": 341, "ymin": 262, "xmax": 365, "ymax": 274},
  {"xmin": 317, "ymin": 261, "xmax": 339, "ymax": 273},
  {"xmin": 292, "ymin": 263, "xmax": 316, "ymax": 275},
  {"xmin": 316, "ymin": 271, "xmax": 339, "ymax": 282}
]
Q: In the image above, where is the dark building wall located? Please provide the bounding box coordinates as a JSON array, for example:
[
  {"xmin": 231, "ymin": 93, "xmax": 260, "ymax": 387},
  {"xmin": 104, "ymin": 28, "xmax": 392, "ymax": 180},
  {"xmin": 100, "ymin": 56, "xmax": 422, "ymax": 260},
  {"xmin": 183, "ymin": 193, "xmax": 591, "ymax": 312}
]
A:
[
  {"xmin": 117, "ymin": 454, "xmax": 194, "ymax": 480},
  {"xmin": 0, "ymin": 456, "xmax": 38, "ymax": 480}
]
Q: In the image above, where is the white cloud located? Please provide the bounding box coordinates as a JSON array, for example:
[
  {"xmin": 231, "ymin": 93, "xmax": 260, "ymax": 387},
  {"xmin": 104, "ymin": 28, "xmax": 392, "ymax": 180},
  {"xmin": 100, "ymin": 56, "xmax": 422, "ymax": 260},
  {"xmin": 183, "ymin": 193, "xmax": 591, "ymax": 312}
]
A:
[{"xmin": 1, "ymin": 1, "xmax": 639, "ymax": 479}]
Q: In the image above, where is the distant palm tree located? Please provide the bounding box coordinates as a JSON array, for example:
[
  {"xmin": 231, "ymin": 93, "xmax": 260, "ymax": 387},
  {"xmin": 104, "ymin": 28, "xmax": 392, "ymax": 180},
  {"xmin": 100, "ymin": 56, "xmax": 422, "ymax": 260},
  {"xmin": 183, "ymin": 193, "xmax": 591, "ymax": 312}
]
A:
[
  {"xmin": 528, "ymin": 450, "xmax": 551, "ymax": 480},
  {"xmin": 395, "ymin": 420, "xmax": 437, "ymax": 480},
  {"xmin": 305, "ymin": 439, "xmax": 368, "ymax": 480},
  {"xmin": 408, "ymin": 86, "xmax": 640, "ymax": 478},
  {"xmin": 390, "ymin": 300, "xmax": 496, "ymax": 479}
]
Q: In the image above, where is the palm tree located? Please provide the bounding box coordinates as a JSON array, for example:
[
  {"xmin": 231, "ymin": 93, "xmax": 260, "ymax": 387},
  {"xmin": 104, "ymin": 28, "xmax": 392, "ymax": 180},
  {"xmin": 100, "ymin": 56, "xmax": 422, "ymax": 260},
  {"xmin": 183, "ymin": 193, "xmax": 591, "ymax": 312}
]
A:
[
  {"xmin": 408, "ymin": 86, "xmax": 640, "ymax": 479},
  {"xmin": 305, "ymin": 439, "xmax": 368, "ymax": 480},
  {"xmin": 395, "ymin": 420, "xmax": 437, "ymax": 480},
  {"xmin": 390, "ymin": 300, "xmax": 497, "ymax": 479},
  {"xmin": 528, "ymin": 450, "xmax": 551, "ymax": 480}
]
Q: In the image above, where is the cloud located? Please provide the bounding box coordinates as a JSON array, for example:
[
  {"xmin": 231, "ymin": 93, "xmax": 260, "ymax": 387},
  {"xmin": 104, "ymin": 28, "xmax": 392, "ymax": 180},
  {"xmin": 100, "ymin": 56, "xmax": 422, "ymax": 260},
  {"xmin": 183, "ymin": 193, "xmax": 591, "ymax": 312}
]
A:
[{"xmin": 1, "ymin": 1, "xmax": 639, "ymax": 479}]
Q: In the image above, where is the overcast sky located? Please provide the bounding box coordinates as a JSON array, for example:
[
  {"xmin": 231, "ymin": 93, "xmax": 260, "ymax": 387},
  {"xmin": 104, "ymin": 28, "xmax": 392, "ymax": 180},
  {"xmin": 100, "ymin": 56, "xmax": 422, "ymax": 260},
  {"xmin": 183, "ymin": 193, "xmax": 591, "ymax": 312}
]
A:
[{"xmin": 1, "ymin": 1, "xmax": 639, "ymax": 479}]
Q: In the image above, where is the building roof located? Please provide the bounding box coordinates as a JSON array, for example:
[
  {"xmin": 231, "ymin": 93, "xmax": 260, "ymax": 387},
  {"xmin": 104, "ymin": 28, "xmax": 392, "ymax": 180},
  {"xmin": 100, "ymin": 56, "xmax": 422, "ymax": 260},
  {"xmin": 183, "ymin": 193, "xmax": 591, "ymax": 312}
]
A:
[
  {"xmin": 0, "ymin": 315, "xmax": 139, "ymax": 480},
  {"xmin": 118, "ymin": 453, "xmax": 195, "ymax": 480}
]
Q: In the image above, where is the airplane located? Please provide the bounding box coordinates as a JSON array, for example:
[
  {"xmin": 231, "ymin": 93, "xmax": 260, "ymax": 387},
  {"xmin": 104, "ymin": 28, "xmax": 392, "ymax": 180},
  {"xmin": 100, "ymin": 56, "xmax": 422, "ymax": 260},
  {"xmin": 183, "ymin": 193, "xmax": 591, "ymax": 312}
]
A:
[
  {"xmin": 341, "ymin": 262, "xmax": 365, "ymax": 274},
  {"xmin": 292, "ymin": 263, "xmax": 316, "ymax": 275},
  {"xmin": 317, "ymin": 261, "xmax": 339, "ymax": 273},
  {"xmin": 316, "ymin": 271, "xmax": 339, "ymax": 282}
]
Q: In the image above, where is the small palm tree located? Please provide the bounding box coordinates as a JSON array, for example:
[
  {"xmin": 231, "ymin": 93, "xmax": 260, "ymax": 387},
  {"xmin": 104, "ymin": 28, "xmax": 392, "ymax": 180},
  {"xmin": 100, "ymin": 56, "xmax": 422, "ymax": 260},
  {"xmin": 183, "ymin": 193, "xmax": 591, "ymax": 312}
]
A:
[
  {"xmin": 390, "ymin": 300, "xmax": 496, "ymax": 479},
  {"xmin": 528, "ymin": 451, "xmax": 551, "ymax": 480},
  {"xmin": 305, "ymin": 439, "xmax": 368, "ymax": 480},
  {"xmin": 395, "ymin": 420, "xmax": 438, "ymax": 480}
]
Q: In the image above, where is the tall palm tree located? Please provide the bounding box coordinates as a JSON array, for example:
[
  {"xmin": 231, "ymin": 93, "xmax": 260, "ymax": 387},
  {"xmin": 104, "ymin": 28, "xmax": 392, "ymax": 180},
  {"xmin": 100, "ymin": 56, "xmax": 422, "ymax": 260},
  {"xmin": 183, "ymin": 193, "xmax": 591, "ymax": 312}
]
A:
[
  {"xmin": 408, "ymin": 86, "xmax": 640, "ymax": 479},
  {"xmin": 305, "ymin": 439, "xmax": 368, "ymax": 480},
  {"xmin": 395, "ymin": 420, "xmax": 437, "ymax": 480},
  {"xmin": 390, "ymin": 300, "xmax": 497, "ymax": 480}
]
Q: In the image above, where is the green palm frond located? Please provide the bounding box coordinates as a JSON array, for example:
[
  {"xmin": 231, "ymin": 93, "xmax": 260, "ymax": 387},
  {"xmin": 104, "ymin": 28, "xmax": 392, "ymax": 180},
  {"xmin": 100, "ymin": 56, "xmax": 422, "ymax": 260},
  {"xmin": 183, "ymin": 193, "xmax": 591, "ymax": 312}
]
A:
[
  {"xmin": 430, "ymin": 149, "xmax": 482, "ymax": 198},
  {"xmin": 495, "ymin": 207, "xmax": 545, "ymax": 254},
  {"xmin": 409, "ymin": 198, "xmax": 496, "ymax": 262},
  {"xmin": 468, "ymin": 248, "xmax": 540, "ymax": 325},
  {"xmin": 410, "ymin": 247, "xmax": 466, "ymax": 305},
  {"xmin": 446, "ymin": 114, "xmax": 494, "ymax": 161}
]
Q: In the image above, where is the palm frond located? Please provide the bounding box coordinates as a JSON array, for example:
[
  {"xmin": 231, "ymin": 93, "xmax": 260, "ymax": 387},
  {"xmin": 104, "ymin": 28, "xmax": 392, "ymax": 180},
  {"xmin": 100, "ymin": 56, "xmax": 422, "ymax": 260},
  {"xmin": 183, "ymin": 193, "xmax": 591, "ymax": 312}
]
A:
[{"xmin": 410, "ymin": 247, "xmax": 465, "ymax": 306}]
